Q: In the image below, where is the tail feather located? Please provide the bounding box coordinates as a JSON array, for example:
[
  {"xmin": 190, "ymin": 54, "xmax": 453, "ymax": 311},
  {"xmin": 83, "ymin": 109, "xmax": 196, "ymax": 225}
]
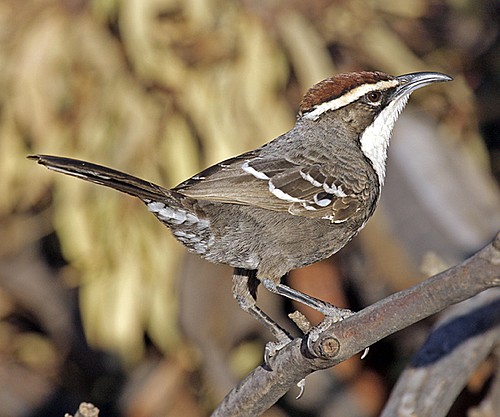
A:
[{"xmin": 28, "ymin": 154, "xmax": 172, "ymax": 202}]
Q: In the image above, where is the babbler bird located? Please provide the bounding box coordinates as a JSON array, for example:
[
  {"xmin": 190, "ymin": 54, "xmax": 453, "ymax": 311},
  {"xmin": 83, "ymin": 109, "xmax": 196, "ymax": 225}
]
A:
[{"xmin": 29, "ymin": 71, "xmax": 452, "ymax": 354}]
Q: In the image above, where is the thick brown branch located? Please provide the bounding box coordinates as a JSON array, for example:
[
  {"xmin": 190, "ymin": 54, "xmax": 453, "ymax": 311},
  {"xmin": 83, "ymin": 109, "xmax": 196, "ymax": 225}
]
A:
[{"xmin": 211, "ymin": 232, "xmax": 500, "ymax": 417}]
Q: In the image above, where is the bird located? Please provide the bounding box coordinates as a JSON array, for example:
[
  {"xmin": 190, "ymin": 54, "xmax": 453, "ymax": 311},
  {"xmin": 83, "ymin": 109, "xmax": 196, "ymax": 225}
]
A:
[{"xmin": 29, "ymin": 70, "xmax": 452, "ymax": 355}]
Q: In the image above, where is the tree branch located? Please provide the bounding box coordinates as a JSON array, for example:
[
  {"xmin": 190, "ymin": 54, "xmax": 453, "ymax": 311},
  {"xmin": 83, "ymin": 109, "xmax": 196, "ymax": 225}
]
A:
[
  {"xmin": 211, "ymin": 232, "xmax": 500, "ymax": 417},
  {"xmin": 380, "ymin": 288, "xmax": 500, "ymax": 417}
]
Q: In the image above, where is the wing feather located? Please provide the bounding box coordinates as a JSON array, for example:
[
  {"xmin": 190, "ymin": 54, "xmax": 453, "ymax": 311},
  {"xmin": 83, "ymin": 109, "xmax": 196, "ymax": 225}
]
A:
[{"xmin": 173, "ymin": 152, "xmax": 366, "ymax": 222}]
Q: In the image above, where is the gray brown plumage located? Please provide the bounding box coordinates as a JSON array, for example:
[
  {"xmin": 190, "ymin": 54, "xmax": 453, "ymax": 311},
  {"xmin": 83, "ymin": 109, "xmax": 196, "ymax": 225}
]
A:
[{"xmin": 29, "ymin": 71, "xmax": 452, "ymax": 350}]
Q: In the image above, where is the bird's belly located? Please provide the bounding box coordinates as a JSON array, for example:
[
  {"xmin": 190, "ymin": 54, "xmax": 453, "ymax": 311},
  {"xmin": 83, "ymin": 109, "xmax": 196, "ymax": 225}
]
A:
[{"xmin": 196, "ymin": 203, "xmax": 365, "ymax": 276}]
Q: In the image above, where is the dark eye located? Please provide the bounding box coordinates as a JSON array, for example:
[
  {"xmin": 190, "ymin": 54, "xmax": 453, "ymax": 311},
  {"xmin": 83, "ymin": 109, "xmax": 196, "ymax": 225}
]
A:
[{"xmin": 366, "ymin": 91, "xmax": 382, "ymax": 104}]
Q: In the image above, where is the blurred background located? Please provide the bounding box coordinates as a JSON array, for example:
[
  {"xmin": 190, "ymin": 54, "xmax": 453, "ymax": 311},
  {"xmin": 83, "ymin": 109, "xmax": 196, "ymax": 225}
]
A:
[{"xmin": 1, "ymin": 0, "xmax": 499, "ymax": 416}]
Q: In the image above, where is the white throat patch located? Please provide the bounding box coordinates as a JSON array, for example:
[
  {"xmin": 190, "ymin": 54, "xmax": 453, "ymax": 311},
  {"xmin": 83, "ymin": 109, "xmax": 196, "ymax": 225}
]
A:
[{"xmin": 360, "ymin": 94, "xmax": 410, "ymax": 186}]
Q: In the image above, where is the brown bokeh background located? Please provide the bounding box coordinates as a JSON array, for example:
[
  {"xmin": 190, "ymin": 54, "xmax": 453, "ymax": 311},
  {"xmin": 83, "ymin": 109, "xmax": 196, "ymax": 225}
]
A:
[{"xmin": 1, "ymin": 1, "xmax": 499, "ymax": 416}]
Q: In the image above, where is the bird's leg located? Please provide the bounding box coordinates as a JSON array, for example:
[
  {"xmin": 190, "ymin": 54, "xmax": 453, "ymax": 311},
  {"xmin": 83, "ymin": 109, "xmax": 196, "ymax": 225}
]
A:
[
  {"xmin": 262, "ymin": 278, "xmax": 371, "ymax": 363},
  {"xmin": 261, "ymin": 278, "xmax": 354, "ymax": 322},
  {"xmin": 232, "ymin": 269, "xmax": 294, "ymax": 361}
]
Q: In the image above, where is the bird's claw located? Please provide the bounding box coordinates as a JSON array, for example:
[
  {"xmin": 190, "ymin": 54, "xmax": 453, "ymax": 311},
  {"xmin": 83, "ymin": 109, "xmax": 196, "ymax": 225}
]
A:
[
  {"xmin": 361, "ymin": 346, "xmax": 370, "ymax": 359},
  {"xmin": 323, "ymin": 305, "xmax": 355, "ymax": 322},
  {"xmin": 265, "ymin": 341, "xmax": 307, "ymax": 399},
  {"xmin": 296, "ymin": 378, "xmax": 306, "ymax": 399},
  {"xmin": 264, "ymin": 338, "xmax": 293, "ymax": 369}
]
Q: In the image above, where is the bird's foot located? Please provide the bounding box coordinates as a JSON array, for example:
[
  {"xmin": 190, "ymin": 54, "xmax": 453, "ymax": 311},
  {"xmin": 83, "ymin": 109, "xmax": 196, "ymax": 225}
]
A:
[
  {"xmin": 265, "ymin": 338, "xmax": 308, "ymax": 398},
  {"xmin": 305, "ymin": 309, "xmax": 370, "ymax": 362},
  {"xmin": 322, "ymin": 305, "xmax": 355, "ymax": 322},
  {"xmin": 264, "ymin": 335, "xmax": 294, "ymax": 369}
]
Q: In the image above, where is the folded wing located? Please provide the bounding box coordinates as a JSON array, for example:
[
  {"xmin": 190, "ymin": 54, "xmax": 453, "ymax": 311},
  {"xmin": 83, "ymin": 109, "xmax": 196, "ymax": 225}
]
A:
[{"xmin": 174, "ymin": 152, "xmax": 365, "ymax": 223}]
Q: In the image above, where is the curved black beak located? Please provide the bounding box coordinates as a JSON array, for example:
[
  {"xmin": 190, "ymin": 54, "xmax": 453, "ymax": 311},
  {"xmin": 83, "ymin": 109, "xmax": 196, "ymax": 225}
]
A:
[{"xmin": 394, "ymin": 72, "xmax": 453, "ymax": 98}]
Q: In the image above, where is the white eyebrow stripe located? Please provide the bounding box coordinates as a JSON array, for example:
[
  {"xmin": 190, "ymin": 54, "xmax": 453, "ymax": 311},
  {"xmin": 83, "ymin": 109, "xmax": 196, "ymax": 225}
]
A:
[{"xmin": 303, "ymin": 79, "xmax": 399, "ymax": 121}]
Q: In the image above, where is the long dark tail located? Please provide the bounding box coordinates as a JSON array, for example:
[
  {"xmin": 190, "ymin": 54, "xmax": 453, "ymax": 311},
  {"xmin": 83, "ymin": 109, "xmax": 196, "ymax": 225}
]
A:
[{"xmin": 28, "ymin": 154, "xmax": 172, "ymax": 202}]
